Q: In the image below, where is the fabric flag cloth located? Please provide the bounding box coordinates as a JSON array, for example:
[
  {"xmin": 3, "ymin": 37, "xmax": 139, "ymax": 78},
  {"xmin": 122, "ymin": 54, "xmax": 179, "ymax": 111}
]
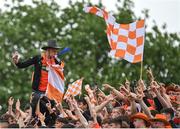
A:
[
  {"xmin": 83, "ymin": 6, "xmax": 145, "ymax": 63},
  {"xmin": 46, "ymin": 64, "xmax": 65, "ymax": 103},
  {"xmin": 63, "ymin": 78, "xmax": 83, "ymax": 99}
]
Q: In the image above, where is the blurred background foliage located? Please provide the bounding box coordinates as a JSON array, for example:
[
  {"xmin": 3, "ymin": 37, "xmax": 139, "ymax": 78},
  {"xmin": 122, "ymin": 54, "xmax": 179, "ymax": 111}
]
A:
[{"xmin": 0, "ymin": 0, "xmax": 179, "ymax": 113}]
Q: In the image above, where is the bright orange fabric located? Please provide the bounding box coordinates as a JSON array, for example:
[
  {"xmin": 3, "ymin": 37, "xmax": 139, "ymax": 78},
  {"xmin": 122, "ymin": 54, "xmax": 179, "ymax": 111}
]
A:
[
  {"xmin": 46, "ymin": 83, "xmax": 63, "ymax": 102},
  {"xmin": 64, "ymin": 78, "xmax": 83, "ymax": 99},
  {"xmin": 38, "ymin": 53, "xmax": 55, "ymax": 92},
  {"xmin": 39, "ymin": 70, "xmax": 48, "ymax": 92},
  {"xmin": 84, "ymin": 6, "xmax": 145, "ymax": 63},
  {"xmin": 92, "ymin": 123, "xmax": 101, "ymax": 128}
]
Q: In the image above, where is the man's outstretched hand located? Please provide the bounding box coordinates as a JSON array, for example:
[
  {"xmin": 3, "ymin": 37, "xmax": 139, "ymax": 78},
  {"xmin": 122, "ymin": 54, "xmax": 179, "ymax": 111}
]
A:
[{"xmin": 12, "ymin": 51, "xmax": 20, "ymax": 64}]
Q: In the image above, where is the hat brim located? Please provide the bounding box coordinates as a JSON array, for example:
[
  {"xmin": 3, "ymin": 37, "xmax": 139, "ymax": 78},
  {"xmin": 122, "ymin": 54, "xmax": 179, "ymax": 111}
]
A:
[
  {"xmin": 41, "ymin": 46, "xmax": 61, "ymax": 50},
  {"xmin": 131, "ymin": 114, "xmax": 150, "ymax": 126},
  {"xmin": 150, "ymin": 118, "xmax": 170, "ymax": 126}
]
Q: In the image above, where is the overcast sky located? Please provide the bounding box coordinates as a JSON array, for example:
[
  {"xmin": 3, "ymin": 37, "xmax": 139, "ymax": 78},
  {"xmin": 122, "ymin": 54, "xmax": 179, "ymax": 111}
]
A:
[
  {"xmin": 1, "ymin": 0, "xmax": 179, "ymax": 33},
  {"xmin": 131, "ymin": 0, "xmax": 180, "ymax": 33}
]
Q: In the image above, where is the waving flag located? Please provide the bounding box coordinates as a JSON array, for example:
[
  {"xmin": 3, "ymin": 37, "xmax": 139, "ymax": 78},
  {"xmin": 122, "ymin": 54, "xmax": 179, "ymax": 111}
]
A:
[
  {"xmin": 46, "ymin": 65, "xmax": 65, "ymax": 103},
  {"xmin": 83, "ymin": 6, "xmax": 145, "ymax": 63},
  {"xmin": 63, "ymin": 78, "xmax": 83, "ymax": 99}
]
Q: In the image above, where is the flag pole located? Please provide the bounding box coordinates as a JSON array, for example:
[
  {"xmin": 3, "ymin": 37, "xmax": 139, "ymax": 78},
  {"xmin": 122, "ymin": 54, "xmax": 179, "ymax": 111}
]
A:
[{"xmin": 140, "ymin": 61, "xmax": 143, "ymax": 80}]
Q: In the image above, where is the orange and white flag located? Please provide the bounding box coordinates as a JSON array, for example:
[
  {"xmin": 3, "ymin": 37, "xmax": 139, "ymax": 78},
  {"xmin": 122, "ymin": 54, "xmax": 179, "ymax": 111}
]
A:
[
  {"xmin": 63, "ymin": 78, "xmax": 83, "ymax": 99},
  {"xmin": 83, "ymin": 6, "xmax": 145, "ymax": 63},
  {"xmin": 46, "ymin": 65, "xmax": 65, "ymax": 103}
]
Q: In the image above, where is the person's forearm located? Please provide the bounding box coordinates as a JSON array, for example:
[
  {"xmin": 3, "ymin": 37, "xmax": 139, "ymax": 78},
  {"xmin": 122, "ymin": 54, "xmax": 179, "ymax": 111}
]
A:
[
  {"xmin": 24, "ymin": 108, "xmax": 32, "ymax": 124},
  {"xmin": 90, "ymin": 102, "xmax": 98, "ymax": 123},
  {"xmin": 18, "ymin": 116, "xmax": 25, "ymax": 128},
  {"xmin": 19, "ymin": 109, "xmax": 27, "ymax": 119},
  {"xmin": 40, "ymin": 121, "xmax": 46, "ymax": 127},
  {"xmin": 62, "ymin": 111, "xmax": 68, "ymax": 118},
  {"xmin": 66, "ymin": 110, "xmax": 78, "ymax": 120},
  {"xmin": 69, "ymin": 114, "xmax": 78, "ymax": 121},
  {"xmin": 111, "ymin": 88, "xmax": 124, "ymax": 100},
  {"xmin": 130, "ymin": 100, "xmax": 137, "ymax": 115},
  {"xmin": 139, "ymin": 100, "xmax": 153, "ymax": 118},
  {"xmin": 103, "ymin": 107, "xmax": 110, "ymax": 119},
  {"xmin": 8, "ymin": 105, "xmax": 13, "ymax": 115},
  {"xmin": 85, "ymin": 98, "xmax": 95, "ymax": 117},
  {"xmin": 74, "ymin": 107, "xmax": 89, "ymax": 128},
  {"xmin": 68, "ymin": 102, "xmax": 75, "ymax": 111},
  {"xmin": 95, "ymin": 99, "xmax": 111, "ymax": 113},
  {"xmin": 16, "ymin": 56, "xmax": 37, "ymax": 68},
  {"xmin": 90, "ymin": 105, "xmax": 97, "ymax": 123},
  {"xmin": 87, "ymin": 91, "xmax": 96, "ymax": 103},
  {"xmin": 162, "ymin": 93, "xmax": 172, "ymax": 108},
  {"xmin": 58, "ymin": 107, "xmax": 67, "ymax": 117},
  {"xmin": 155, "ymin": 91, "xmax": 170, "ymax": 108},
  {"xmin": 93, "ymin": 114, "xmax": 97, "ymax": 123}
]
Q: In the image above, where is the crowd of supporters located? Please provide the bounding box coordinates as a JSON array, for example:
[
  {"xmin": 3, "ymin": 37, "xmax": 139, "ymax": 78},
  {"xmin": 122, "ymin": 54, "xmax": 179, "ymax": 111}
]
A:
[{"xmin": 0, "ymin": 68, "xmax": 179, "ymax": 128}]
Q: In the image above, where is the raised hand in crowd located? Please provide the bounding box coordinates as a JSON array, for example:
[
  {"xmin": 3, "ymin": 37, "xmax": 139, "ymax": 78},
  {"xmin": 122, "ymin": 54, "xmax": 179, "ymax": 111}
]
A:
[
  {"xmin": 85, "ymin": 84, "xmax": 96, "ymax": 104},
  {"xmin": 150, "ymin": 81, "xmax": 172, "ymax": 108},
  {"xmin": 125, "ymin": 78, "xmax": 130, "ymax": 91},
  {"xmin": 65, "ymin": 109, "xmax": 78, "ymax": 120},
  {"xmin": 8, "ymin": 97, "xmax": 14, "ymax": 116},
  {"xmin": 103, "ymin": 84, "xmax": 125, "ymax": 100},
  {"xmin": 137, "ymin": 79, "xmax": 146, "ymax": 91},
  {"xmin": 136, "ymin": 92, "xmax": 153, "ymax": 118},
  {"xmin": 16, "ymin": 99, "xmax": 20, "ymax": 112},
  {"xmin": 56, "ymin": 102, "xmax": 68, "ymax": 118},
  {"xmin": 159, "ymin": 84, "xmax": 173, "ymax": 108},
  {"xmin": 147, "ymin": 67, "xmax": 155, "ymax": 82},
  {"xmin": 71, "ymin": 96, "xmax": 89, "ymax": 128},
  {"xmin": 66, "ymin": 97, "xmax": 75, "ymax": 112},
  {"xmin": 8, "ymin": 97, "xmax": 14, "ymax": 106},
  {"xmin": 1, "ymin": 66, "xmax": 180, "ymax": 128}
]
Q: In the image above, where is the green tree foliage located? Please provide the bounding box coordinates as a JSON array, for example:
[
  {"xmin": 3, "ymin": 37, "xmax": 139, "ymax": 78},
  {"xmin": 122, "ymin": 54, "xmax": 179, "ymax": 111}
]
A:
[{"xmin": 0, "ymin": 0, "xmax": 179, "ymax": 110}]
